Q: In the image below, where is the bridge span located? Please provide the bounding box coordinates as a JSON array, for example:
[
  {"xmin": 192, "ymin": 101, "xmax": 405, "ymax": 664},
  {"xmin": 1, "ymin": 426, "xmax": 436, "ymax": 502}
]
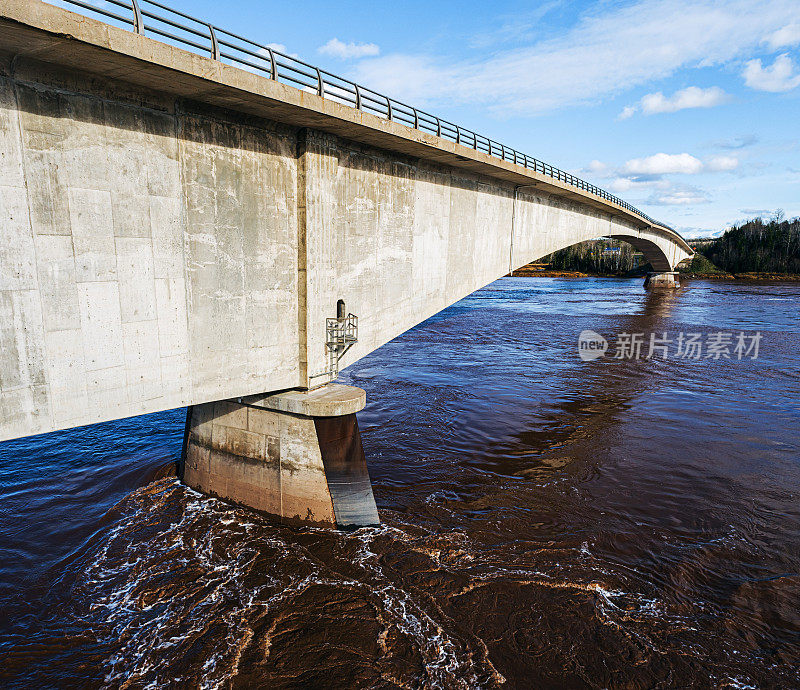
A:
[{"xmin": 0, "ymin": 0, "xmax": 693, "ymax": 526}]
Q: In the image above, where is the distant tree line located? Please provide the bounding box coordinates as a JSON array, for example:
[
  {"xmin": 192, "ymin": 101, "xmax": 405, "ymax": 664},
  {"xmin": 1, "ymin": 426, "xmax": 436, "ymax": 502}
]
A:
[
  {"xmin": 699, "ymin": 213, "xmax": 800, "ymax": 274},
  {"xmin": 541, "ymin": 239, "xmax": 644, "ymax": 275}
]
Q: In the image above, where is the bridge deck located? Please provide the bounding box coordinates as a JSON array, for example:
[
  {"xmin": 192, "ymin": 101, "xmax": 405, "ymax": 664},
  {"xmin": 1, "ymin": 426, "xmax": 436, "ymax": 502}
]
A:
[{"xmin": 0, "ymin": 0, "xmax": 689, "ymax": 253}]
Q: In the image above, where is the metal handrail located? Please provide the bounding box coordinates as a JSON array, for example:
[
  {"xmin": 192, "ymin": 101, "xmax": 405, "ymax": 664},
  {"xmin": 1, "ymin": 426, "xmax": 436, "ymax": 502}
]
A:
[{"xmin": 51, "ymin": 0, "xmax": 671, "ymax": 230}]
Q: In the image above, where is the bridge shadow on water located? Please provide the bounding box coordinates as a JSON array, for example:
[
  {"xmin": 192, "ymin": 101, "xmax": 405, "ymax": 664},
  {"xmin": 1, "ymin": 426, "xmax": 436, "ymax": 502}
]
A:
[{"xmin": 500, "ymin": 288, "xmax": 681, "ymax": 474}]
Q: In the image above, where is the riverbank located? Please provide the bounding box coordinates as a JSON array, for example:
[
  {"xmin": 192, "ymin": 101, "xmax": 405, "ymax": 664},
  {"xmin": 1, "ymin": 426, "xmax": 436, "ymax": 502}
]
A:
[
  {"xmin": 513, "ymin": 267, "xmax": 800, "ymax": 281},
  {"xmin": 691, "ymin": 272, "xmax": 800, "ymax": 281},
  {"xmin": 511, "ymin": 268, "xmax": 593, "ymax": 278}
]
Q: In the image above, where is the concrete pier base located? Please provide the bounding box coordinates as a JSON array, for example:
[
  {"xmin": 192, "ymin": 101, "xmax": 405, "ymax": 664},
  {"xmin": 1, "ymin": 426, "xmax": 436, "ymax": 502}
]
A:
[
  {"xmin": 180, "ymin": 384, "xmax": 379, "ymax": 528},
  {"xmin": 644, "ymin": 271, "xmax": 680, "ymax": 289}
]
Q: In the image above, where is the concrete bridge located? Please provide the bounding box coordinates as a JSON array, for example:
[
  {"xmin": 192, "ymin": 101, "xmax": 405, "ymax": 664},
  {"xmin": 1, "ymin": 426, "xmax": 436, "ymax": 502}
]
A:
[{"xmin": 0, "ymin": 1, "xmax": 692, "ymax": 526}]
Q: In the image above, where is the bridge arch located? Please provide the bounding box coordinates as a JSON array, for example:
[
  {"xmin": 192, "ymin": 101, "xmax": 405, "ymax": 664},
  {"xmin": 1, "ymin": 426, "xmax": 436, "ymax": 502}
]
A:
[
  {"xmin": 606, "ymin": 234, "xmax": 672, "ymax": 272},
  {"xmin": 508, "ymin": 187, "xmax": 693, "ymax": 278},
  {"xmin": 527, "ymin": 232, "xmax": 677, "ymax": 273}
]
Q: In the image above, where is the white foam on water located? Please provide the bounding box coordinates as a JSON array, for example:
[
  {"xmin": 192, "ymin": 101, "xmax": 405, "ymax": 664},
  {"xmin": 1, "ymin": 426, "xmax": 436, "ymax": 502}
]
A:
[
  {"xmin": 68, "ymin": 481, "xmax": 305, "ymax": 688},
  {"xmin": 347, "ymin": 526, "xmax": 506, "ymax": 688},
  {"xmin": 69, "ymin": 482, "xmax": 509, "ymax": 688}
]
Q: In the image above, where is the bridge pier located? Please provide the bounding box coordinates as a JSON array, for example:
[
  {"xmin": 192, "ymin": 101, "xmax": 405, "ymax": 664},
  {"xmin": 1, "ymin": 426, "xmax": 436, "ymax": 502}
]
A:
[
  {"xmin": 644, "ymin": 271, "xmax": 680, "ymax": 289},
  {"xmin": 180, "ymin": 385, "xmax": 379, "ymax": 528}
]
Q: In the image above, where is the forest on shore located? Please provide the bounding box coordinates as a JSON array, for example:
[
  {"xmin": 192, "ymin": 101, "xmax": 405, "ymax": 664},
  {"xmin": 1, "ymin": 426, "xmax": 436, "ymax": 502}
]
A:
[
  {"xmin": 540, "ymin": 239, "xmax": 643, "ymax": 275},
  {"xmin": 697, "ymin": 214, "xmax": 800, "ymax": 274}
]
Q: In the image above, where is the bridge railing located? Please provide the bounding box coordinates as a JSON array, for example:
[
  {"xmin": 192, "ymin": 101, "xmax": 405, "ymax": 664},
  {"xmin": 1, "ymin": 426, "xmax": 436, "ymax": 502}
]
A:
[{"xmin": 49, "ymin": 0, "xmax": 670, "ymax": 230}]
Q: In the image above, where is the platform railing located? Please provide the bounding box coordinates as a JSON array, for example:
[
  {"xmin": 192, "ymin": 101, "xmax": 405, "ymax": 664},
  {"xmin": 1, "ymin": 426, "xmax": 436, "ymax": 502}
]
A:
[{"xmin": 50, "ymin": 0, "xmax": 670, "ymax": 230}]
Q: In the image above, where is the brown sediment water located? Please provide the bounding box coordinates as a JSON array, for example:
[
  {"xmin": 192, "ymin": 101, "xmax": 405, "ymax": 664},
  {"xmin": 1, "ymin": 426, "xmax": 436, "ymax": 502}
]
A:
[{"xmin": 1, "ymin": 277, "xmax": 799, "ymax": 688}]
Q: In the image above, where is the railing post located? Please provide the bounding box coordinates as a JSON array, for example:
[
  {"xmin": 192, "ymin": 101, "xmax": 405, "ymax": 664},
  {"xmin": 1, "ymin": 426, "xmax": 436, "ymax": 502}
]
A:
[
  {"xmin": 266, "ymin": 48, "xmax": 277, "ymax": 80},
  {"xmin": 413, "ymin": 108, "xmax": 418, "ymax": 129},
  {"xmin": 355, "ymin": 84, "xmax": 362, "ymax": 110},
  {"xmin": 208, "ymin": 24, "xmax": 219, "ymax": 60},
  {"xmin": 131, "ymin": 0, "xmax": 144, "ymax": 34},
  {"xmin": 315, "ymin": 67, "xmax": 324, "ymax": 97},
  {"xmin": 436, "ymin": 118, "xmax": 441, "ymax": 137},
  {"xmin": 456, "ymin": 127, "xmax": 460, "ymax": 145},
  {"xmin": 386, "ymin": 96, "xmax": 392, "ymax": 121},
  {"xmin": 473, "ymin": 132, "xmax": 478, "ymax": 149}
]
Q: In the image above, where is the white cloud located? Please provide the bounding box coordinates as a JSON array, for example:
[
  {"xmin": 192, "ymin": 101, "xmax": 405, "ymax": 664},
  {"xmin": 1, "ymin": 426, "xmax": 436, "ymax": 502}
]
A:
[
  {"xmin": 624, "ymin": 153, "xmax": 704, "ymax": 175},
  {"xmin": 596, "ymin": 153, "xmax": 737, "ymax": 203},
  {"xmin": 610, "ymin": 177, "xmax": 634, "ymax": 193},
  {"xmin": 619, "ymin": 86, "xmax": 729, "ymax": 118},
  {"xmin": 766, "ymin": 23, "xmax": 800, "ymax": 49},
  {"xmin": 706, "ymin": 155, "xmax": 739, "ymax": 171},
  {"xmin": 645, "ymin": 86, "xmax": 729, "ymax": 113},
  {"xmin": 258, "ymin": 43, "xmax": 298, "ymax": 59},
  {"xmin": 680, "ymin": 226, "xmax": 725, "ymax": 238},
  {"xmin": 350, "ymin": 0, "xmax": 800, "ymax": 114},
  {"xmin": 609, "ymin": 176, "xmax": 670, "ymax": 193},
  {"xmin": 649, "ymin": 189, "xmax": 710, "ymax": 205},
  {"xmin": 468, "ymin": 3, "xmax": 563, "ymax": 49},
  {"xmin": 709, "ymin": 134, "xmax": 758, "ymax": 149},
  {"xmin": 350, "ymin": 54, "xmax": 447, "ymax": 102},
  {"xmin": 318, "ymin": 38, "xmax": 380, "ymax": 60},
  {"xmin": 743, "ymin": 53, "xmax": 800, "ymax": 92},
  {"xmin": 617, "ymin": 152, "xmax": 738, "ymax": 176},
  {"xmin": 586, "ymin": 160, "xmax": 609, "ymax": 176}
]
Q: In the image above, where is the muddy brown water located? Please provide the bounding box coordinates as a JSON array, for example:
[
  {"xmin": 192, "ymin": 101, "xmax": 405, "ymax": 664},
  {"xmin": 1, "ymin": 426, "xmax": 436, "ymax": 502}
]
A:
[{"xmin": 1, "ymin": 277, "xmax": 799, "ymax": 688}]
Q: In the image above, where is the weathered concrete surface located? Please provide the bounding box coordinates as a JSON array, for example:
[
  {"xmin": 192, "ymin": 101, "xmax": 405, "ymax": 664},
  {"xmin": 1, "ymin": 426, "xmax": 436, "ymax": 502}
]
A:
[
  {"xmin": 0, "ymin": 0, "xmax": 688, "ymax": 233},
  {"xmin": 0, "ymin": 60, "xmax": 299, "ymax": 440},
  {"xmin": 182, "ymin": 386, "xmax": 379, "ymax": 527},
  {"xmin": 242, "ymin": 383, "xmax": 366, "ymax": 417},
  {"xmin": 0, "ymin": 2, "xmax": 693, "ymax": 442},
  {"xmin": 644, "ymin": 272, "xmax": 681, "ymax": 289}
]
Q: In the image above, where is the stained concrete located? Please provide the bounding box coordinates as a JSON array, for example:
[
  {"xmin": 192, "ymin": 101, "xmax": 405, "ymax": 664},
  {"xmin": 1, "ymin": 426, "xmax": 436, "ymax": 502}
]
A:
[
  {"xmin": 0, "ymin": 0, "xmax": 692, "ymax": 237},
  {"xmin": 0, "ymin": 2, "xmax": 693, "ymax": 442},
  {"xmin": 242, "ymin": 384, "xmax": 366, "ymax": 417},
  {"xmin": 182, "ymin": 387, "xmax": 379, "ymax": 528},
  {"xmin": 644, "ymin": 272, "xmax": 681, "ymax": 289}
]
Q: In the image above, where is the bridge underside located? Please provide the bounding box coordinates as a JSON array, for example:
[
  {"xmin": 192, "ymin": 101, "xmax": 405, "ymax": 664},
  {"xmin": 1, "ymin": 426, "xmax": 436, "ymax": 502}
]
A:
[
  {"xmin": 0, "ymin": 2, "xmax": 692, "ymax": 447},
  {"xmin": 0, "ymin": 55, "xmax": 691, "ymax": 443}
]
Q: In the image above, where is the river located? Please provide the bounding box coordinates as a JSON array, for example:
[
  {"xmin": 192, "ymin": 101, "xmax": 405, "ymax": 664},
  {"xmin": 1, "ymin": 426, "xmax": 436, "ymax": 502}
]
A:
[{"xmin": 1, "ymin": 277, "xmax": 799, "ymax": 688}]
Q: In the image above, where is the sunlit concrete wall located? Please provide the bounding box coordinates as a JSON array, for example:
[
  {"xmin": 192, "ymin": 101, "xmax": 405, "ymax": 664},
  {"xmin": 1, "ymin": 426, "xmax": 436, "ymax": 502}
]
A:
[
  {"xmin": 0, "ymin": 56, "xmax": 690, "ymax": 442},
  {"xmin": 0, "ymin": 61, "xmax": 300, "ymax": 439},
  {"xmin": 298, "ymin": 132, "xmax": 688, "ymax": 379}
]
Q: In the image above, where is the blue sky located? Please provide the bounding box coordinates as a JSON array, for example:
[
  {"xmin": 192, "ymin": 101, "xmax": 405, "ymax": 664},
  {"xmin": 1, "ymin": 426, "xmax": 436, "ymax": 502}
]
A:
[{"xmin": 68, "ymin": 0, "xmax": 800, "ymax": 237}]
